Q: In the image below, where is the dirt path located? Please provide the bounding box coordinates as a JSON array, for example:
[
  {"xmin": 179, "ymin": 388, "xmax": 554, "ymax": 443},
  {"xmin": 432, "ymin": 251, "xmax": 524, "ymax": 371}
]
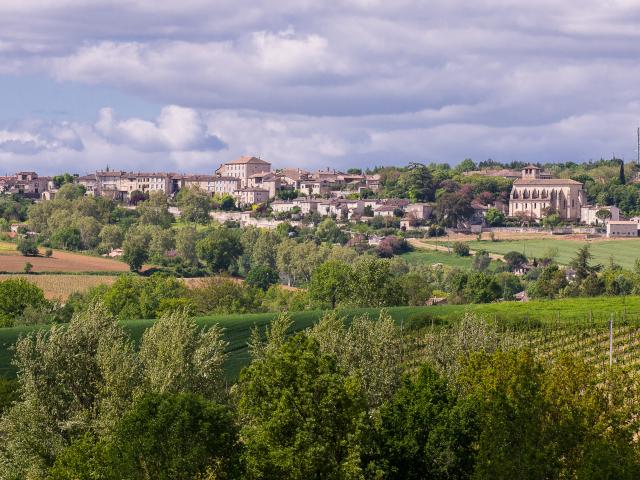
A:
[{"xmin": 408, "ymin": 238, "xmax": 505, "ymax": 261}]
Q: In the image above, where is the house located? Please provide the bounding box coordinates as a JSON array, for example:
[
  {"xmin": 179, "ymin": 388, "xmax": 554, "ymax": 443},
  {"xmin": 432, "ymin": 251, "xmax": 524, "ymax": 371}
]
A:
[
  {"xmin": 299, "ymin": 180, "xmax": 333, "ymax": 196},
  {"xmin": 233, "ymin": 188, "xmax": 270, "ymax": 206},
  {"xmin": 271, "ymin": 201, "xmax": 297, "ymax": 213},
  {"xmin": 606, "ymin": 221, "xmax": 639, "ymax": 238},
  {"xmin": 405, "ymin": 203, "xmax": 433, "ymax": 220},
  {"xmin": 580, "ymin": 205, "xmax": 620, "ymax": 225},
  {"xmin": 374, "ymin": 205, "xmax": 398, "ymax": 217},
  {"xmin": 509, "ymin": 165, "xmax": 587, "ymax": 220},
  {"xmin": 292, "ymin": 198, "xmax": 320, "ymax": 214},
  {"xmin": 215, "ymin": 156, "xmax": 271, "ymax": 188},
  {"xmin": 247, "ymin": 172, "xmax": 285, "ymax": 198}
]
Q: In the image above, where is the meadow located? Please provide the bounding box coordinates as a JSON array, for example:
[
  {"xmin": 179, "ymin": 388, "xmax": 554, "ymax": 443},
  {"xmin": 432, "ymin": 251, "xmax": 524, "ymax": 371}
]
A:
[
  {"xmin": 2, "ymin": 296, "xmax": 640, "ymax": 380},
  {"xmin": 399, "ymin": 248, "xmax": 474, "ymax": 269},
  {"xmin": 416, "ymin": 237, "xmax": 640, "ymax": 269}
]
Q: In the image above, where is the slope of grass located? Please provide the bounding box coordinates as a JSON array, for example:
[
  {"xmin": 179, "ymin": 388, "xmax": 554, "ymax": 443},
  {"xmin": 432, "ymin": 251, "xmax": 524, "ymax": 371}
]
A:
[
  {"xmin": 400, "ymin": 249, "xmax": 474, "ymax": 269},
  {"xmin": 464, "ymin": 238, "xmax": 640, "ymax": 269},
  {"xmin": 0, "ymin": 307, "xmax": 430, "ymax": 380}
]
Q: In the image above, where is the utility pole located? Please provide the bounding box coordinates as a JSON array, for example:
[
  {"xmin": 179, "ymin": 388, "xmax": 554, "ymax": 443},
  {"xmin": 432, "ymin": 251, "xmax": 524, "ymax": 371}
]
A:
[
  {"xmin": 637, "ymin": 127, "xmax": 639, "ymax": 164},
  {"xmin": 609, "ymin": 314, "xmax": 613, "ymax": 368}
]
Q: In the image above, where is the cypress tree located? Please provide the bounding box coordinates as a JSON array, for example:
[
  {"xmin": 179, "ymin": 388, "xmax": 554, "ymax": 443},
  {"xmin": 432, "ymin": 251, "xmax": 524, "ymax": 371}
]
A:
[{"xmin": 619, "ymin": 160, "xmax": 626, "ymax": 184}]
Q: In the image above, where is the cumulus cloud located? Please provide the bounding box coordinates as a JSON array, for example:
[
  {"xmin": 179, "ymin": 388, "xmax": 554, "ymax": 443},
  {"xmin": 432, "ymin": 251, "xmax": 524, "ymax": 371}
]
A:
[
  {"xmin": 0, "ymin": 1, "xmax": 640, "ymax": 169},
  {"xmin": 94, "ymin": 105, "xmax": 225, "ymax": 152},
  {"xmin": 0, "ymin": 121, "xmax": 83, "ymax": 154}
]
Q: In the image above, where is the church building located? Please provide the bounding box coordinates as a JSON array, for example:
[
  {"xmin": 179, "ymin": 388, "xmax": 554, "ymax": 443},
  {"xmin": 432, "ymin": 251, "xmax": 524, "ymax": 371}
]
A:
[{"xmin": 508, "ymin": 165, "xmax": 586, "ymax": 220}]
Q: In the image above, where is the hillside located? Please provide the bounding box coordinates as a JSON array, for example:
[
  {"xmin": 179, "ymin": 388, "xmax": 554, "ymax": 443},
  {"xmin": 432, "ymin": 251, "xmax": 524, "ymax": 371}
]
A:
[{"xmin": 2, "ymin": 297, "xmax": 640, "ymax": 380}]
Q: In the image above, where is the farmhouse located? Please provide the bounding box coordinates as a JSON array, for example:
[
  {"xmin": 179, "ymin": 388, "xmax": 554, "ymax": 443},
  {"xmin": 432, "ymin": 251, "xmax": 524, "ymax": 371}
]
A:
[
  {"xmin": 509, "ymin": 165, "xmax": 587, "ymax": 221},
  {"xmin": 580, "ymin": 205, "xmax": 620, "ymax": 225}
]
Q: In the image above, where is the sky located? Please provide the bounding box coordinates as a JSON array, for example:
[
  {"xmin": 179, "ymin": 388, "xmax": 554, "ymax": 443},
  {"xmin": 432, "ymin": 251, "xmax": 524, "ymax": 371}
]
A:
[{"xmin": 0, "ymin": 0, "xmax": 639, "ymax": 175}]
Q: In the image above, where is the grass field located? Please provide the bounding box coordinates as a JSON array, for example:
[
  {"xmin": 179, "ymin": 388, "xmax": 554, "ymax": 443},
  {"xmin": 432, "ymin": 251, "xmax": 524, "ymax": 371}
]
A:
[
  {"xmin": 415, "ymin": 237, "xmax": 640, "ymax": 270},
  {"xmin": 2, "ymin": 296, "xmax": 640, "ymax": 380},
  {"xmin": 400, "ymin": 249, "xmax": 474, "ymax": 269},
  {"xmin": 0, "ymin": 242, "xmax": 130, "ymax": 273}
]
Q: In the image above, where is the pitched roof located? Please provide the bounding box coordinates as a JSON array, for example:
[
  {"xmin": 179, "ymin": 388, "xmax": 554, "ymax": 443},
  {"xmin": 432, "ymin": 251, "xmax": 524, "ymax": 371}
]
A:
[
  {"xmin": 513, "ymin": 178, "xmax": 582, "ymax": 186},
  {"xmin": 226, "ymin": 156, "xmax": 270, "ymax": 165}
]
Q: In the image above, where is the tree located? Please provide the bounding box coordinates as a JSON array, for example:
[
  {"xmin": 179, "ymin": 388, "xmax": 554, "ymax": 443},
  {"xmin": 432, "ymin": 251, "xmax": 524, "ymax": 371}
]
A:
[
  {"xmin": 81, "ymin": 393, "xmax": 239, "ymax": 480},
  {"xmin": 51, "ymin": 226, "xmax": 82, "ymax": 250},
  {"xmin": 595, "ymin": 208, "xmax": 612, "ymax": 225},
  {"xmin": 56, "ymin": 183, "xmax": 86, "ymax": 200},
  {"xmin": 527, "ymin": 265, "xmax": 567, "ymax": 299},
  {"xmin": 122, "ymin": 230, "xmax": 150, "ymax": 272},
  {"xmin": 569, "ymin": 244, "xmax": 601, "ymax": 281},
  {"xmin": 455, "ymin": 158, "xmax": 477, "ymax": 173},
  {"xmin": 485, "ymin": 207, "xmax": 505, "ymax": 226},
  {"xmin": 0, "ymin": 278, "xmax": 46, "ymax": 321},
  {"xmin": 316, "ymin": 218, "xmax": 348, "ymax": 244},
  {"xmin": 139, "ymin": 312, "xmax": 227, "ymax": 401},
  {"xmin": 196, "ymin": 228, "xmax": 243, "ymax": 273},
  {"xmin": 619, "ymin": 160, "xmax": 626, "ymax": 184},
  {"xmin": 175, "ymin": 225, "xmax": 199, "ymax": 267},
  {"xmin": 246, "ymin": 266, "xmax": 280, "ymax": 291},
  {"xmin": 177, "ymin": 187, "xmax": 211, "ymax": 224},
  {"xmin": 188, "ymin": 277, "xmax": 261, "ymax": 314},
  {"xmin": 99, "ymin": 224, "xmax": 123, "ymax": 251},
  {"xmin": 399, "ymin": 163, "xmax": 435, "ymax": 202},
  {"xmin": 238, "ymin": 334, "xmax": 367, "ymax": 479},
  {"xmin": 348, "ymin": 256, "xmax": 406, "ymax": 307},
  {"xmin": 463, "ymin": 272, "xmax": 502, "ymax": 303},
  {"xmin": 16, "ymin": 236, "xmax": 39, "ymax": 256},
  {"xmin": 373, "ymin": 365, "xmax": 476, "ymax": 479},
  {"xmin": 309, "ymin": 260, "xmax": 352, "ymax": 308},
  {"xmin": 137, "ymin": 191, "xmax": 174, "ymax": 228},
  {"xmin": 434, "ymin": 191, "xmax": 474, "ymax": 227},
  {"xmin": 503, "ymin": 251, "xmax": 528, "ymax": 272},
  {"xmin": 52, "ymin": 173, "xmax": 75, "ymax": 189},
  {"xmin": 472, "ymin": 250, "xmax": 491, "ymax": 272}
]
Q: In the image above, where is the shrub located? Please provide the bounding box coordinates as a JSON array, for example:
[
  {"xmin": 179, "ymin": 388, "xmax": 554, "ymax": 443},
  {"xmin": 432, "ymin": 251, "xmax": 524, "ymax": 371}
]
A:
[
  {"xmin": 17, "ymin": 236, "xmax": 39, "ymax": 256},
  {"xmin": 453, "ymin": 241, "xmax": 470, "ymax": 256},
  {"xmin": 23, "ymin": 262, "xmax": 33, "ymax": 274},
  {"xmin": 44, "ymin": 248, "xmax": 53, "ymax": 258}
]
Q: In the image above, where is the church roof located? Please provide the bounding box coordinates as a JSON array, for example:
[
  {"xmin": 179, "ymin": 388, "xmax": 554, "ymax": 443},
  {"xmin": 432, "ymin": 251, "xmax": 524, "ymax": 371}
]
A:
[{"xmin": 513, "ymin": 178, "xmax": 582, "ymax": 186}]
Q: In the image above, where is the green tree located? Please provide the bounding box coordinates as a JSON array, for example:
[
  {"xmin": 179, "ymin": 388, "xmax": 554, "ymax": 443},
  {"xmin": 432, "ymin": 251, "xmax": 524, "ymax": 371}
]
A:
[
  {"xmin": 175, "ymin": 225, "xmax": 199, "ymax": 267},
  {"xmin": 238, "ymin": 334, "xmax": 367, "ymax": 479},
  {"xmin": 16, "ymin": 236, "xmax": 39, "ymax": 256},
  {"xmin": 485, "ymin": 207, "xmax": 505, "ymax": 226},
  {"xmin": 177, "ymin": 187, "xmax": 211, "ymax": 224},
  {"xmin": 503, "ymin": 251, "xmax": 528, "ymax": 272},
  {"xmin": 246, "ymin": 266, "xmax": 280, "ymax": 291},
  {"xmin": 196, "ymin": 228, "xmax": 243, "ymax": 273},
  {"xmin": 56, "ymin": 183, "xmax": 86, "ymax": 200},
  {"xmin": 569, "ymin": 244, "xmax": 601, "ymax": 281},
  {"xmin": 452, "ymin": 241, "xmax": 470, "ymax": 257},
  {"xmin": 316, "ymin": 218, "xmax": 348, "ymax": 244},
  {"xmin": 399, "ymin": 163, "xmax": 434, "ymax": 202},
  {"xmin": 348, "ymin": 256, "xmax": 406, "ymax": 307},
  {"xmin": 0, "ymin": 278, "xmax": 47, "ymax": 323},
  {"xmin": 137, "ymin": 191, "xmax": 174, "ymax": 228},
  {"xmin": 98, "ymin": 224, "xmax": 123, "ymax": 251},
  {"xmin": 122, "ymin": 229, "xmax": 150, "ymax": 272},
  {"xmin": 527, "ymin": 265, "xmax": 567, "ymax": 299},
  {"xmin": 463, "ymin": 272, "xmax": 502, "ymax": 303},
  {"xmin": 309, "ymin": 260, "xmax": 353, "ymax": 308},
  {"xmin": 373, "ymin": 365, "xmax": 476, "ymax": 479}
]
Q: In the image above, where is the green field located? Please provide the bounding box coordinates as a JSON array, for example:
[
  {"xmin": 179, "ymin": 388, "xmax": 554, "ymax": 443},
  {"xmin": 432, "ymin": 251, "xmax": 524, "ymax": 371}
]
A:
[
  {"xmin": 2, "ymin": 297, "xmax": 640, "ymax": 380},
  {"xmin": 464, "ymin": 238, "xmax": 640, "ymax": 269},
  {"xmin": 400, "ymin": 249, "xmax": 474, "ymax": 269}
]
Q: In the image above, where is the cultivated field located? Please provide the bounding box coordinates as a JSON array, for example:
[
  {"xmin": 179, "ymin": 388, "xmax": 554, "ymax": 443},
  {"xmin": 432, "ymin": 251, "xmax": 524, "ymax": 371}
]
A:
[
  {"xmin": 0, "ymin": 274, "xmax": 119, "ymax": 300},
  {"xmin": 2, "ymin": 297, "xmax": 640, "ymax": 380},
  {"xmin": 0, "ymin": 242, "xmax": 129, "ymax": 273}
]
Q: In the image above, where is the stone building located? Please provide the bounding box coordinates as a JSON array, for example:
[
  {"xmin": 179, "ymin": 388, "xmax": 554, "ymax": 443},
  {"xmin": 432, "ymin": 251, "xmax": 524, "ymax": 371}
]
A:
[
  {"xmin": 508, "ymin": 165, "xmax": 586, "ymax": 220},
  {"xmin": 215, "ymin": 156, "xmax": 271, "ymax": 187}
]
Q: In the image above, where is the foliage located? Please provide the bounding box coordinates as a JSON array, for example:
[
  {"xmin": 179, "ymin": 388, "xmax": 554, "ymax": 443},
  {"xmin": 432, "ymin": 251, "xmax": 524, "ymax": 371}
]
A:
[
  {"xmin": 245, "ymin": 266, "xmax": 280, "ymax": 291},
  {"xmin": 0, "ymin": 278, "xmax": 47, "ymax": 323},
  {"xmin": 16, "ymin": 236, "xmax": 39, "ymax": 256},
  {"xmin": 237, "ymin": 333, "xmax": 367, "ymax": 479},
  {"xmin": 452, "ymin": 241, "xmax": 470, "ymax": 257},
  {"xmin": 196, "ymin": 227, "xmax": 243, "ymax": 273}
]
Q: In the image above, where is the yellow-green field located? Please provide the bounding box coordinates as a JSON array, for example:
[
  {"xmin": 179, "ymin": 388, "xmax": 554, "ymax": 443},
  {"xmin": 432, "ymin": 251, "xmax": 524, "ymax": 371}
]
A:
[{"xmin": 0, "ymin": 274, "xmax": 118, "ymax": 300}]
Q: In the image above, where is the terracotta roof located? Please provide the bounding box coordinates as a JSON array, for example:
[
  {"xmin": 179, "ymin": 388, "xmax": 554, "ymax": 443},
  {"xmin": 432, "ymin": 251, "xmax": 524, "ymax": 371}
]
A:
[
  {"xmin": 513, "ymin": 178, "xmax": 582, "ymax": 186},
  {"xmin": 226, "ymin": 156, "xmax": 270, "ymax": 165}
]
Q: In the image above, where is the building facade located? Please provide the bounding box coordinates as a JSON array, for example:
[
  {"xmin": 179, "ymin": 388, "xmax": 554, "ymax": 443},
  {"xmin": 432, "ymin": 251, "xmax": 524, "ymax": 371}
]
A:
[
  {"xmin": 216, "ymin": 156, "xmax": 271, "ymax": 187},
  {"xmin": 509, "ymin": 166, "xmax": 586, "ymax": 220}
]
